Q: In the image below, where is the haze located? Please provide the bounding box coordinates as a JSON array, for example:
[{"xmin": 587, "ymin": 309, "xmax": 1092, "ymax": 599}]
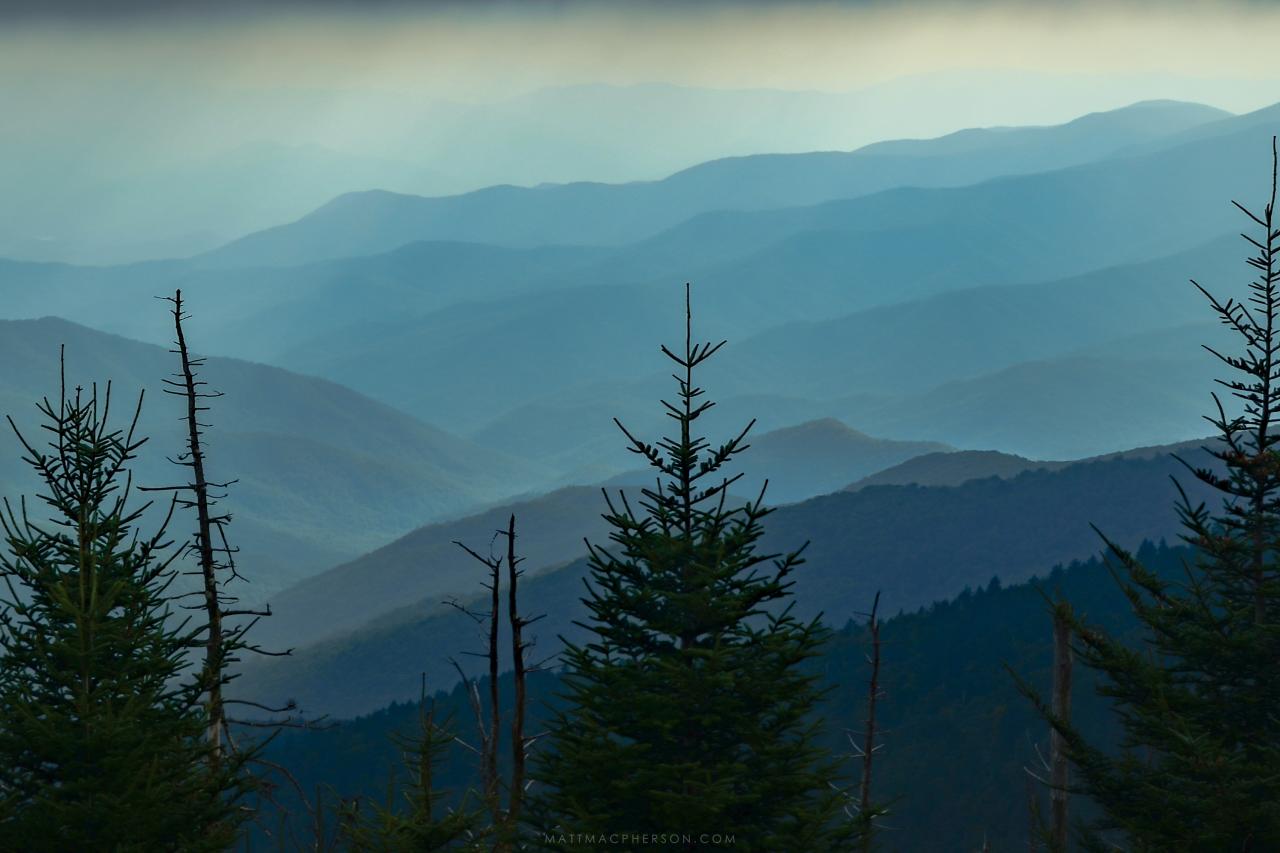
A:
[{"xmin": 4, "ymin": 0, "xmax": 1280, "ymax": 263}]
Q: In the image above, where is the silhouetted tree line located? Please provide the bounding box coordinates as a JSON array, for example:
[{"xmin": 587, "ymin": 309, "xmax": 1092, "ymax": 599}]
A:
[{"xmin": 2, "ymin": 144, "xmax": 1280, "ymax": 851}]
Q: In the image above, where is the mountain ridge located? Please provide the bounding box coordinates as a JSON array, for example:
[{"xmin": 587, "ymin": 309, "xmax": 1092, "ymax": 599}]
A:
[
  {"xmin": 199, "ymin": 99, "xmax": 1231, "ymax": 267},
  {"xmin": 235, "ymin": 436, "xmax": 1221, "ymax": 717},
  {"xmin": 0, "ymin": 317, "xmax": 552, "ymax": 597}
]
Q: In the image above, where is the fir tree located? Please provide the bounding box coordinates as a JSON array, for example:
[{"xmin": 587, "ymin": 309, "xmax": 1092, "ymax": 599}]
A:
[
  {"xmin": 1016, "ymin": 139, "xmax": 1280, "ymax": 850},
  {"xmin": 0, "ymin": 363, "xmax": 246, "ymax": 850},
  {"xmin": 530, "ymin": 285, "xmax": 853, "ymax": 852},
  {"xmin": 341, "ymin": 682, "xmax": 482, "ymax": 852}
]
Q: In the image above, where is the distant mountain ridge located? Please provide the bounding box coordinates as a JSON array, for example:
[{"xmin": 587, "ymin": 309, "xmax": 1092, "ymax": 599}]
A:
[
  {"xmin": 0, "ymin": 318, "xmax": 551, "ymax": 598},
  {"xmin": 846, "ymin": 436, "xmax": 1211, "ymax": 491},
  {"xmin": 846, "ymin": 450, "xmax": 1057, "ymax": 491},
  {"xmin": 199, "ymin": 100, "xmax": 1229, "ymax": 268},
  {"xmin": 257, "ymin": 417, "xmax": 949, "ymax": 651},
  {"xmin": 236, "ymin": 437, "xmax": 1221, "ymax": 717},
  {"xmin": 248, "ymin": 105, "xmax": 1278, "ymax": 452},
  {"xmin": 0, "ymin": 99, "xmax": 1266, "ymax": 490},
  {"xmin": 603, "ymin": 418, "xmax": 951, "ymax": 503},
  {"xmin": 462, "ymin": 237, "xmax": 1235, "ymax": 467}
]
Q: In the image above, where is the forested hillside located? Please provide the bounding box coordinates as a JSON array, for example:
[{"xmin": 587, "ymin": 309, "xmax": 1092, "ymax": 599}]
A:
[
  {"xmin": 260, "ymin": 542, "xmax": 1188, "ymax": 851},
  {"xmin": 5, "ymin": 23, "xmax": 1280, "ymax": 845},
  {"xmin": 0, "ymin": 318, "xmax": 551, "ymax": 596},
  {"xmin": 235, "ymin": 442, "xmax": 1216, "ymax": 718}
]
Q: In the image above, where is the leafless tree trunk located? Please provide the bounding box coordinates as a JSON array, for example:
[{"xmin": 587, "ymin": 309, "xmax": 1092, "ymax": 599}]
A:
[
  {"xmin": 453, "ymin": 537, "xmax": 503, "ymax": 828},
  {"xmin": 165, "ymin": 289, "xmax": 228, "ymax": 759},
  {"xmin": 1050, "ymin": 602, "xmax": 1073, "ymax": 851},
  {"xmin": 486, "ymin": 552, "xmax": 500, "ymax": 825},
  {"xmin": 455, "ymin": 515, "xmax": 545, "ymax": 848},
  {"xmin": 858, "ymin": 590, "xmax": 883, "ymax": 852},
  {"xmin": 143, "ymin": 290, "xmax": 313, "ymax": 844},
  {"xmin": 505, "ymin": 514, "xmax": 528, "ymax": 828}
]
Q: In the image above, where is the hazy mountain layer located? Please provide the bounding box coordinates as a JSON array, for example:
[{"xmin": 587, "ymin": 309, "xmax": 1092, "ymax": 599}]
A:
[
  {"xmin": 467, "ymin": 238, "xmax": 1235, "ymax": 467},
  {"xmin": 257, "ymin": 109, "xmax": 1276, "ymax": 445},
  {"xmin": 203, "ymin": 100, "xmax": 1227, "ymax": 267},
  {"xmin": 235, "ymin": 440, "xmax": 1218, "ymax": 717},
  {"xmin": 602, "ymin": 418, "xmax": 952, "ymax": 504},
  {"xmin": 0, "ymin": 318, "xmax": 550, "ymax": 598},
  {"xmin": 257, "ymin": 418, "xmax": 949, "ymax": 651}
]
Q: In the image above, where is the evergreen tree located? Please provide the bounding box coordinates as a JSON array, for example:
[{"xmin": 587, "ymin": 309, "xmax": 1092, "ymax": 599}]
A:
[
  {"xmin": 530, "ymin": 286, "xmax": 853, "ymax": 852},
  {"xmin": 0, "ymin": 366, "xmax": 246, "ymax": 850},
  {"xmin": 1016, "ymin": 140, "xmax": 1280, "ymax": 850},
  {"xmin": 341, "ymin": 685, "xmax": 482, "ymax": 852}
]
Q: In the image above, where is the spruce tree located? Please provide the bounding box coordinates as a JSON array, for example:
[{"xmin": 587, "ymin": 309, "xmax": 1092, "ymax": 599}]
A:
[
  {"xmin": 0, "ymin": 365, "xmax": 245, "ymax": 850},
  {"xmin": 530, "ymin": 286, "xmax": 852, "ymax": 852},
  {"xmin": 341, "ymin": 685, "xmax": 482, "ymax": 851},
  {"xmin": 1016, "ymin": 140, "xmax": 1280, "ymax": 849}
]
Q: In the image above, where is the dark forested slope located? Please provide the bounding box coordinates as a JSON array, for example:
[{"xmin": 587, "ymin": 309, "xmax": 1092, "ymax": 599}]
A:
[
  {"xmin": 258, "ymin": 541, "xmax": 1187, "ymax": 851},
  {"xmin": 236, "ymin": 444, "xmax": 1215, "ymax": 717}
]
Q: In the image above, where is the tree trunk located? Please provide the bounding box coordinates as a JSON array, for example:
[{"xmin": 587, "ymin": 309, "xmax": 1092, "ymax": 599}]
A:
[
  {"xmin": 1050, "ymin": 602, "xmax": 1073, "ymax": 851},
  {"xmin": 507, "ymin": 514, "xmax": 527, "ymax": 829},
  {"xmin": 170, "ymin": 290, "xmax": 225, "ymax": 762}
]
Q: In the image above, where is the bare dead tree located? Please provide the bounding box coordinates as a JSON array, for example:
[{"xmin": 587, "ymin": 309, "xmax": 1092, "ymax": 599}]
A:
[
  {"xmin": 453, "ymin": 535, "xmax": 503, "ymax": 828},
  {"xmin": 504, "ymin": 514, "xmax": 529, "ymax": 829},
  {"xmin": 857, "ymin": 590, "xmax": 885, "ymax": 851},
  {"xmin": 1017, "ymin": 598, "xmax": 1075, "ymax": 852},
  {"xmin": 174, "ymin": 290, "xmax": 228, "ymax": 758},
  {"xmin": 1049, "ymin": 601, "xmax": 1073, "ymax": 851},
  {"xmin": 139, "ymin": 289, "xmax": 269, "ymax": 760},
  {"xmin": 142, "ymin": 290, "xmax": 325, "ymax": 847},
  {"xmin": 451, "ymin": 514, "xmax": 546, "ymax": 847}
]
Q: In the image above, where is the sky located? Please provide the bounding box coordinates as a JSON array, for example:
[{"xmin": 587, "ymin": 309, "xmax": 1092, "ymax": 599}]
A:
[
  {"xmin": 7, "ymin": 1, "xmax": 1280, "ymax": 99},
  {"xmin": 3, "ymin": 0, "xmax": 1279, "ymax": 262}
]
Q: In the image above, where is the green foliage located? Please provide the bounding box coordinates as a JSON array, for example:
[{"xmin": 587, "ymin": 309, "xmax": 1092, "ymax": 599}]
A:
[
  {"xmin": 1017, "ymin": 141, "xmax": 1280, "ymax": 850},
  {"xmin": 340, "ymin": 694, "xmax": 483, "ymax": 852},
  {"xmin": 0, "ymin": 376, "xmax": 248, "ymax": 850},
  {"xmin": 529, "ymin": 288, "xmax": 853, "ymax": 851},
  {"xmin": 264, "ymin": 543, "xmax": 1195, "ymax": 851}
]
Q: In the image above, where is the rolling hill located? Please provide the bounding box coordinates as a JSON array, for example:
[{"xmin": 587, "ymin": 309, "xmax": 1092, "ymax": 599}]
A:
[
  {"xmin": 252, "ymin": 107, "xmax": 1279, "ymax": 448},
  {"xmin": 260, "ymin": 540, "xmax": 1189, "ymax": 851},
  {"xmin": 256, "ymin": 418, "xmax": 949, "ymax": 651},
  {"xmin": 603, "ymin": 418, "xmax": 952, "ymax": 504},
  {"xmin": 1, "ymin": 103, "xmax": 1266, "ymax": 463},
  {"xmin": 845, "ymin": 449, "xmax": 1057, "ymax": 491},
  {"xmin": 200, "ymin": 100, "xmax": 1227, "ymax": 267},
  {"xmin": 0, "ymin": 318, "xmax": 551, "ymax": 598},
  {"xmin": 465, "ymin": 237, "xmax": 1235, "ymax": 467},
  {"xmin": 235, "ymin": 440, "xmax": 1219, "ymax": 717}
]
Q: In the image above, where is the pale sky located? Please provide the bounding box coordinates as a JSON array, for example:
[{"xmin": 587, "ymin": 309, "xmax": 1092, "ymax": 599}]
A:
[
  {"xmin": 3, "ymin": 0, "xmax": 1280, "ymax": 262},
  {"xmin": 6, "ymin": 1, "xmax": 1280, "ymax": 98}
]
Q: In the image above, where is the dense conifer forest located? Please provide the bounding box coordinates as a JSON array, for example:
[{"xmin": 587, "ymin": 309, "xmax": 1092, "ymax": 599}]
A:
[
  {"xmin": 6, "ymin": 5, "xmax": 1280, "ymax": 849},
  {"xmin": 4, "ymin": 143, "xmax": 1280, "ymax": 848}
]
